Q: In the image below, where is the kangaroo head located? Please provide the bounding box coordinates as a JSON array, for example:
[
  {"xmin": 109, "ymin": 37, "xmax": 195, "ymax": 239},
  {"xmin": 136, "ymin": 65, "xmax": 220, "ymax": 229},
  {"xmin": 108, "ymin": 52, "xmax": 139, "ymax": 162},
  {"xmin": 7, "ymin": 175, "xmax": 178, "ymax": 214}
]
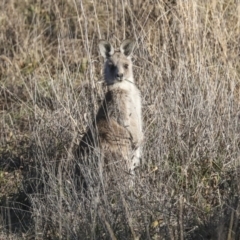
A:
[{"xmin": 99, "ymin": 39, "xmax": 135, "ymax": 85}]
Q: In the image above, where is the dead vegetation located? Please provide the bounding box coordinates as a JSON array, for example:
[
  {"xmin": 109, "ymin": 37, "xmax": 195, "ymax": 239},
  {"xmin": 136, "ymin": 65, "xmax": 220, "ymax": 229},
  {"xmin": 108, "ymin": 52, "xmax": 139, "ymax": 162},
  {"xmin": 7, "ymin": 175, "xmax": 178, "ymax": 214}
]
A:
[{"xmin": 0, "ymin": 0, "xmax": 240, "ymax": 239}]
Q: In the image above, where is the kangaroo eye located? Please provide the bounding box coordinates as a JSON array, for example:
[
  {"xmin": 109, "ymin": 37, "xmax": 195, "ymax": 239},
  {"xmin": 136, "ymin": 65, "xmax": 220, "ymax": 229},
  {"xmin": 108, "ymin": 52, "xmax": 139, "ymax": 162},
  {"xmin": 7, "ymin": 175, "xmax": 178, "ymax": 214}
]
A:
[
  {"xmin": 124, "ymin": 64, "xmax": 128, "ymax": 69},
  {"xmin": 108, "ymin": 61, "xmax": 113, "ymax": 66},
  {"xmin": 108, "ymin": 61, "xmax": 115, "ymax": 70}
]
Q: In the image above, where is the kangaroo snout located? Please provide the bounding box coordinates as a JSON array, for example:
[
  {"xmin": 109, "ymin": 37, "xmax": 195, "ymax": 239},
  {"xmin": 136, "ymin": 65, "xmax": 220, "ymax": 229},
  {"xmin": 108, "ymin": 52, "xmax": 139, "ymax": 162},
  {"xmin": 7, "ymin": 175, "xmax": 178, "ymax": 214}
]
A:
[{"xmin": 117, "ymin": 73, "xmax": 124, "ymax": 81}]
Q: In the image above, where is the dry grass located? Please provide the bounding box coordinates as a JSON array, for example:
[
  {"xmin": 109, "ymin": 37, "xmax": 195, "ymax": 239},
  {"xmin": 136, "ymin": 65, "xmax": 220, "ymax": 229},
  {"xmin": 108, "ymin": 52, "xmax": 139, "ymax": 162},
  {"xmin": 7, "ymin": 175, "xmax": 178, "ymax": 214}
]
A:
[{"xmin": 0, "ymin": 0, "xmax": 240, "ymax": 239}]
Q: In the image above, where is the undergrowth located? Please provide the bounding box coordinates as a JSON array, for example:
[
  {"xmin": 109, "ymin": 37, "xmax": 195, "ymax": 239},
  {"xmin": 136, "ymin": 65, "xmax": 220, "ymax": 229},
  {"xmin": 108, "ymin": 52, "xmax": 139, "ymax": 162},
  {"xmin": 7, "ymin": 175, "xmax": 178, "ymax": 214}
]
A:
[{"xmin": 0, "ymin": 0, "xmax": 240, "ymax": 239}]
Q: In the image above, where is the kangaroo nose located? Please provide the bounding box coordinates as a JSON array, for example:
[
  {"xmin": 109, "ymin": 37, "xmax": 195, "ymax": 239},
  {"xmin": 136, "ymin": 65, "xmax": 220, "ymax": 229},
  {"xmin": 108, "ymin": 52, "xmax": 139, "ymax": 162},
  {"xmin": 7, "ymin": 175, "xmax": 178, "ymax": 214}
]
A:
[{"xmin": 117, "ymin": 73, "xmax": 123, "ymax": 80}]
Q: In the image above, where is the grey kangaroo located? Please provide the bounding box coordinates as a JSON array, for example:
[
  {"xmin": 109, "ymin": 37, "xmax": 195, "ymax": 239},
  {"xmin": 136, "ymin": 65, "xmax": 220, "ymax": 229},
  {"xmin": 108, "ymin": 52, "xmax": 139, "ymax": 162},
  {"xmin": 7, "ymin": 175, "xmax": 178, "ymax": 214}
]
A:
[{"xmin": 77, "ymin": 39, "xmax": 143, "ymax": 185}]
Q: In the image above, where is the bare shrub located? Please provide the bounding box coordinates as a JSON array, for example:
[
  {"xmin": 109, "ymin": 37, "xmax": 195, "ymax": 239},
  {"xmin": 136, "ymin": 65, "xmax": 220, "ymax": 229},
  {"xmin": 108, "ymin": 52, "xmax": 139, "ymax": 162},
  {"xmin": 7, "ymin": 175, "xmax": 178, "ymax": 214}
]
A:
[{"xmin": 0, "ymin": 0, "xmax": 240, "ymax": 239}]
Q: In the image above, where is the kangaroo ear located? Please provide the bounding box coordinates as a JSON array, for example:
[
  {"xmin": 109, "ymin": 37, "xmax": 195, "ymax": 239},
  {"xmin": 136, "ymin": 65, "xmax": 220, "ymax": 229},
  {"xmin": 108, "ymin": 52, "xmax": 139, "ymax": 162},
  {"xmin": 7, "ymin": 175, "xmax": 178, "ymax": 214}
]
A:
[
  {"xmin": 99, "ymin": 40, "xmax": 114, "ymax": 58},
  {"xmin": 120, "ymin": 39, "xmax": 135, "ymax": 57}
]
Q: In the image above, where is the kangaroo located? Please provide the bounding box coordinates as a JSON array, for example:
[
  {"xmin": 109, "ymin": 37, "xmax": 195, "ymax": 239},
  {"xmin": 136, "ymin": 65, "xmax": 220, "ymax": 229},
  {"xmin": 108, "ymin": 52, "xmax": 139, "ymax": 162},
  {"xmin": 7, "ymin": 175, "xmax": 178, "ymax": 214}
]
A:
[{"xmin": 77, "ymin": 39, "xmax": 143, "ymax": 185}]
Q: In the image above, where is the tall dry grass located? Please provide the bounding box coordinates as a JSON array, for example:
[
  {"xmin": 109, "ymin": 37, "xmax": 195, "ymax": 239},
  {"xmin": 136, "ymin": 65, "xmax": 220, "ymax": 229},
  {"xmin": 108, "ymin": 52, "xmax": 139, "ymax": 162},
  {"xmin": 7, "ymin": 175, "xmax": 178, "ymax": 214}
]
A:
[{"xmin": 0, "ymin": 0, "xmax": 240, "ymax": 239}]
